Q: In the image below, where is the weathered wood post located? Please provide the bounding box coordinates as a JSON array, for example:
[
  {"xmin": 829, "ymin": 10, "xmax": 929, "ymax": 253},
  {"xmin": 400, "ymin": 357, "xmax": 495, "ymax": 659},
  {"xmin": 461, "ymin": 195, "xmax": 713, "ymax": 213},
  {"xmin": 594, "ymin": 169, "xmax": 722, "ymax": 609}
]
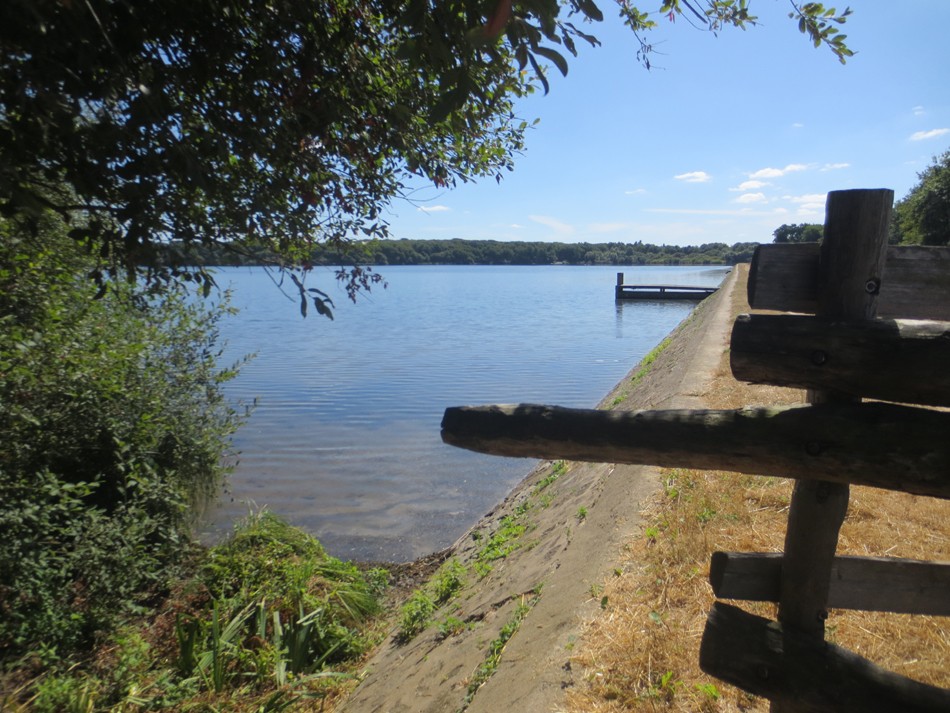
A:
[{"xmin": 772, "ymin": 189, "xmax": 893, "ymax": 712}]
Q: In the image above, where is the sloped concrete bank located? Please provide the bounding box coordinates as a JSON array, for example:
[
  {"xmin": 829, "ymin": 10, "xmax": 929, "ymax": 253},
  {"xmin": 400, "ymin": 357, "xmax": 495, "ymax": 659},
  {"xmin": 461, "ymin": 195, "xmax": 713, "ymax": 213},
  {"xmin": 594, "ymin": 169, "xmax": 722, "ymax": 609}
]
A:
[{"xmin": 339, "ymin": 267, "xmax": 741, "ymax": 713}]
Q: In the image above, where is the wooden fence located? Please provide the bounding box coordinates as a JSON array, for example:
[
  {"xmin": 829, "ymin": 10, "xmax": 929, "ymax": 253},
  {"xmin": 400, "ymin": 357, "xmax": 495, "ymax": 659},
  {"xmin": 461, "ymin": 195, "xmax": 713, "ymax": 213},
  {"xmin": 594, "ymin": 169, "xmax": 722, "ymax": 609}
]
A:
[{"xmin": 441, "ymin": 189, "xmax": 950, "ymax": 712}]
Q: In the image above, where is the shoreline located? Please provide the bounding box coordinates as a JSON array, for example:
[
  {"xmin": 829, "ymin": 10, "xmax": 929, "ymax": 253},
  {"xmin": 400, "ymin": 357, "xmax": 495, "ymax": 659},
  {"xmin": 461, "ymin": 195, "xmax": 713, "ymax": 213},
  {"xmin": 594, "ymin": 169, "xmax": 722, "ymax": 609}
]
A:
[{"xmin": 339, "ymin": 266, "xmax": 742, "ymax": 712}]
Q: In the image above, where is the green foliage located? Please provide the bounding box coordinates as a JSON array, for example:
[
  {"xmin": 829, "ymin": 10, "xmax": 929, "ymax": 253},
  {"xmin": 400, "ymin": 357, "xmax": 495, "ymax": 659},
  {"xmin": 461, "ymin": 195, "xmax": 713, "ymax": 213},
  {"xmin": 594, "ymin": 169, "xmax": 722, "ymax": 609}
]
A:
[
  {"xmin": 31, "ymin": 675, "xmax": 98, "ymax": 713},
  {"xmin": 787, "ymin": 2, "xmax": 854, "ymax": 63},
  {"xmin": 534, "ymin": 460, "xmax": 568, "ymax": 494},
  {"xmin": 0, "ymin": 214, "xmax": 244, "ymax": 658},
  {"xmin": 190, "ymin": 237, "xmax": 762, "ymax": 267},
  {"xmin": 397, "ymin": 591, "xmax": 438, "ymax": 643},
  {"xmin": 892, "ymin": 150, "xmax": 950, "ymax": 246},
  {"xmin": 474, "ymin": 516, "xmax": 528, "ymax": 577},
  {"xmin": 11, "ymin": 515, "xmax": 385, "ymax": 712},
  {"xmin": 396, "ymin": 558, "xmax": 467, "ymax": 642},
  {"xmin": 695, "ymin": 681, "xmax": 721, "ymax": 701},
  {"xmin": 462, "ymin": 592, "xmax": 541, "ymax": 709},
  {"xmin": 646, "ymin": 669, "xmax": 684, "ymax": 702},
  {"xmin": 436, "ymin": 615, "xmax": 469, "ymax": 639},
  {"xmin": 432, "ymin": 559, "xmax": 468, "ymax": 604},
  {"xmin": 630, "ymin": 336, "xmax": 673, "ymax": 389},
  {"xmin": 772, "ymin": 222, "xmax": 823, "ymax": 243},
  {"xmin": 197, "ymin": 511, "xmax": 384, "ymax": 670},
  {"xmin": 0, "ymin": 1, "xmax": 853, "ymax": 312}
]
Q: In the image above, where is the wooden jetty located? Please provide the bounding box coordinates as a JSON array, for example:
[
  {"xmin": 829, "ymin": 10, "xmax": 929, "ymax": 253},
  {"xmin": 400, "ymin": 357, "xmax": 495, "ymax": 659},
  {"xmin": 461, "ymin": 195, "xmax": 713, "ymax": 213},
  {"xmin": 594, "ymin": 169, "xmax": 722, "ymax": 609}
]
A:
[{"xmin": 615, "ymin": 272, "xmax": 718, "ymax": 301}]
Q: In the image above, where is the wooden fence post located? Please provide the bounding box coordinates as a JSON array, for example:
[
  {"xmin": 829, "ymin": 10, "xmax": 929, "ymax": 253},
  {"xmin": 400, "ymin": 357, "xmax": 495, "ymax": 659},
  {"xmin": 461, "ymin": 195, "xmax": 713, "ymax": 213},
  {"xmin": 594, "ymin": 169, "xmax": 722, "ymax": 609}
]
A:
[{"xmin": 773, "ymin": 189, "xmax": 893, "ymax": 712}]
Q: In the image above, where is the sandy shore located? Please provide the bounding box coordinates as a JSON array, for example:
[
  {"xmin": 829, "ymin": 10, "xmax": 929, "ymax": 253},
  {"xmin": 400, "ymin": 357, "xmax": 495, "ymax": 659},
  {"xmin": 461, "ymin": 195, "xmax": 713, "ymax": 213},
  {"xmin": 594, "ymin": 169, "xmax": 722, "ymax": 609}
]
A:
[{"xmin": 338, "ymin": 266, "xmax": 742, "ymax": 713}]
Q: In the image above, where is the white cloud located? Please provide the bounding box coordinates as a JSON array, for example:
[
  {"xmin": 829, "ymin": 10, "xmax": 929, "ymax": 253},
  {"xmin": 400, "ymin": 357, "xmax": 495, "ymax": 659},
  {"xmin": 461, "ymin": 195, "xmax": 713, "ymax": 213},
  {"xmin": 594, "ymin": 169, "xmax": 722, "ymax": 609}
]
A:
[
  {"xmin": 417, "ymin": 205, "xmax": 450, "ymax": 213},
  {"xmin": 821, "ymin": 163, "xmax": 850, "ymax": 171},
  {"xmin": 792, "ymin": 122, "xmax": 805, "ymax": 128},
  {"xmin": 674, "ymin": 171, "xmax": 712, "ymax": 183},
  {"xmin": 646, "ymin": 207, "xmax": 783, "ymax": 217},
  {"xmin": 510, "ymin": 223, "xmax": 524, "ymax": 229},
  {"xmin": 749, "ymin": 164, "xmax": 808, "ymax": 179},
  {"xmin": 785, "ymin": 193, "xmax": 828, "ymax": 205},
  {"xmin": 735, "ymin": 192, "xmax": 767, "ymax": 204},
  {"xmin": 529, "ymin": 214, "xmax": 575, "ymax": 236},
  {"xmin": 910, "ymin": 128, "xmax": 950, "ymax": 141},
  {"xmin": 913, "ymin": 105, "xmax": 926, "ymax": 117},
  {"xmin": 784, "ymin": 193, "xmax": 827, "ymax": 216},
  {"xmin": 625, "ymin": 188, "xmax": 647, "ymax": 195},
  {"xmin": 731, "ymin": 180, "xmax": 769, "ymax": 192}
]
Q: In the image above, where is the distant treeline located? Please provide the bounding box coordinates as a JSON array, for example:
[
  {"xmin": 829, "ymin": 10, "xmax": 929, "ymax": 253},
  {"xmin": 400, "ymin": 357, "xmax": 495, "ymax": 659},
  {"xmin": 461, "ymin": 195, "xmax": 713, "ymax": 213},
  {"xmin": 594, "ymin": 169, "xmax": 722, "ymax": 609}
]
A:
[{"xmin": 166, "ymin": 238, "xmax": 761, "ymax": 267}]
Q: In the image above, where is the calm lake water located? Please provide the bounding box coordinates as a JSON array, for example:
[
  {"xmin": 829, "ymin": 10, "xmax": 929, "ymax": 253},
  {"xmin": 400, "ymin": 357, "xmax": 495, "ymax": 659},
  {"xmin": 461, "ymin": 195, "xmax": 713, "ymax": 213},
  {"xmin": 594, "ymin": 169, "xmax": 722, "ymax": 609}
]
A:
[{"xmin": 204, "ymin": 264, "xmax": 728, "ymax": 562}]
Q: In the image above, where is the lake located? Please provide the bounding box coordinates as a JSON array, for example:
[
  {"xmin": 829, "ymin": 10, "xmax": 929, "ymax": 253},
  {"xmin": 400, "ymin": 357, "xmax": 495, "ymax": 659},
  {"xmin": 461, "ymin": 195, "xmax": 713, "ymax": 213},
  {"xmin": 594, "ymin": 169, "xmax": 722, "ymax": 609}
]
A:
[{"xmin": 203, "ymin": 264, "xmax": 728, "ymax": 562}]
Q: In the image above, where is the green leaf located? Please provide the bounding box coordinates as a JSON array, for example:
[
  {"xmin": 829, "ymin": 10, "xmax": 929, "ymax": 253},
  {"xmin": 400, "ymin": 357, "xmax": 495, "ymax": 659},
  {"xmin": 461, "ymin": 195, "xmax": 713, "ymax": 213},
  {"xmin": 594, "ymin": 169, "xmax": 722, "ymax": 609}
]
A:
[
  {"xmin": 527, "ymin": 53, "xmax": 550, "ymax": 95},
  {"xmin": 578, "ymin": 0, "xmax": 604, "ymax": 22},
  {"xmin": 534, "ymin": 47, "xmax": 569, "ymax": 77}
]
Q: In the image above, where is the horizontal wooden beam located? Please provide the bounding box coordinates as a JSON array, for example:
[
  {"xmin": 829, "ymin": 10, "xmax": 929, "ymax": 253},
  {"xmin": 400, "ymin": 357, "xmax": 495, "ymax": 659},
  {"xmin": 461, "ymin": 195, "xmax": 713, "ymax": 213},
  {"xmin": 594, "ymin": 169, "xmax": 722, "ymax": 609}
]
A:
[
  {"xmin": 749, "ymin": 244, "xmax": 950, "ymax": 320},
  {"xmin": 710, "ymin": 552, "xmax": 950, "ymax": 616},
  {"xmin": 440, "ymin": 402, "xmax": 950, "ymax": 499},
  {"xmin": 699, "ymin": 602, "xmax": 950, "ymax": 712},
  {"xmin": 730, "ymin": 313, "xmax": 950, "ymax": 407}
]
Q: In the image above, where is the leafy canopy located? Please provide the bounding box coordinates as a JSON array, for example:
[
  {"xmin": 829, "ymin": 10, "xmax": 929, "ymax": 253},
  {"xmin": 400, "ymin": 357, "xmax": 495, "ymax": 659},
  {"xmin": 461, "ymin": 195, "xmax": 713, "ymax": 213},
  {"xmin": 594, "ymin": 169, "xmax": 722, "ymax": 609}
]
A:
[
  {"xmin": 891, "ymin": 149, "xmax": 950, "ymax": 246},
  {"xmin": 1, "ymin": 1, "xmax": 853, "ymax": 313},
  {"xmin": 772, "ymin": 222, "xmax": 823, "ymax": 243}
]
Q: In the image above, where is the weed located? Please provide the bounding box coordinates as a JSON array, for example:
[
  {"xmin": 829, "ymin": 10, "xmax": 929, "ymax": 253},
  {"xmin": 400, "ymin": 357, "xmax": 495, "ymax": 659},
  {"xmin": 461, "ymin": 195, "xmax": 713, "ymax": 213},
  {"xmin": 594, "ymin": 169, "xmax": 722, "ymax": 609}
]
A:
[
  {"xmin": 461, "ymin": 591, "xmax": 541, "ymax": 710},
  {"xmin": 533, "ymin": 460, "xmax": 567, "ymax": 494},
  {"xmin": 433, "ymin": 559, "xmax": 467, "ymax": 603},
  {"xmin": 396, "ymin": 590, "xmax": 436, "ymax": 643},
  {"xmin": 473, "ymin": 515, "xmax": 527, "ymax": 576},
  {"xmin": 436, "ymin": 615, "xmax": 468, "ymax": 639},
  {"xmin": 695, "ymin": 682, "xmax": 720, "ymax": 700},
  {"xmin": 629, "ymin": 336, "xmax": 672, "ymax": 388},
  {"xmin": 396, "ymin": 558, "xmax": 469, "ymax": 643},
  {"xmin": 697, "ymin": 506, "xmax": 717, "ymax": 524},
  {"xmin": 645, "ymin": 670, "xmax": 682, "ymax": 702},
  {"xmin": 32, "ymin": 675, "xmax": 98, "ymax": 713},
  {"xmin": 576, "ymin": 506, "xmax": 588, "ymax": 521}
]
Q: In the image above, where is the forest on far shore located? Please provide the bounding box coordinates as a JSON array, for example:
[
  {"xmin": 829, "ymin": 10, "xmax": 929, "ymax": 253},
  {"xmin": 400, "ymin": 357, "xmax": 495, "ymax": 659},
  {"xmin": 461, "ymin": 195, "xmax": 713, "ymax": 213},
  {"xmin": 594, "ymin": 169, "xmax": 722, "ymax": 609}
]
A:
[{"xmin": 172, "ymin": 238, "xmax": 761, "ymax": 268}]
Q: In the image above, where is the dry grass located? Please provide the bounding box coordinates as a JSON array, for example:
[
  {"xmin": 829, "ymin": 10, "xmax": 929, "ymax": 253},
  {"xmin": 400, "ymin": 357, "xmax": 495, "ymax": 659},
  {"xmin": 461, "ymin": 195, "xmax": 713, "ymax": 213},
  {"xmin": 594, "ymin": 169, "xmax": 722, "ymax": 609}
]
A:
[{"xmin": 565, "ymin": 268, "xmax": 950, "ymax": 712}]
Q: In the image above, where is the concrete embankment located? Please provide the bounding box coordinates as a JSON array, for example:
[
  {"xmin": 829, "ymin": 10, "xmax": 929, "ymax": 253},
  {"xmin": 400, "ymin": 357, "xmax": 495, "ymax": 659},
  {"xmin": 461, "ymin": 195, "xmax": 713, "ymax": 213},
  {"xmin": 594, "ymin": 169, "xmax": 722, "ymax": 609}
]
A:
[{"xmin": 339, "ymin": 266, "xmax": 742, "ymax": 713}]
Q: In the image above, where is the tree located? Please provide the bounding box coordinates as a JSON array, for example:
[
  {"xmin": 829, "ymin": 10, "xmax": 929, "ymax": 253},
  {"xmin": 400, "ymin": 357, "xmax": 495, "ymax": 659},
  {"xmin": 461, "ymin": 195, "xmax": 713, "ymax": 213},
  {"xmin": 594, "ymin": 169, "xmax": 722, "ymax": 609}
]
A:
[
  {"xmin": 773, "ymin": 222, "xmax": 823, "ymax": 243},
  {"xmin": 1, "ymin": 1, "xmax": 854, "ymax": 314},
  {"xmin": 891, "ymin": 150, "xmax": 950, "ymax": 246}
]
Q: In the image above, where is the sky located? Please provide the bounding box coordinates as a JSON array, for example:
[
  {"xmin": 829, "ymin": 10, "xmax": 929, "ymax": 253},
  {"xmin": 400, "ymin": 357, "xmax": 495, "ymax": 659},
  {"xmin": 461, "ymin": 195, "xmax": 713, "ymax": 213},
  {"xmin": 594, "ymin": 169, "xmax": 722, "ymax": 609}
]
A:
[{"xmin": 381, "ymin": 1, "xmax": 950, "ymax": 247}]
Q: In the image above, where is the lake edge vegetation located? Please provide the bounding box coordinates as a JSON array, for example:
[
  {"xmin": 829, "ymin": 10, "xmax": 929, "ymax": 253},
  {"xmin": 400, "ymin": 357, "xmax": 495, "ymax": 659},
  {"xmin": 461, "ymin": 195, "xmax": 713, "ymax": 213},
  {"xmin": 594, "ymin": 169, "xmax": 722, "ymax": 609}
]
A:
[{"xmin": 0, "ymin": 212, "xmax": 394, "ymax": 711}]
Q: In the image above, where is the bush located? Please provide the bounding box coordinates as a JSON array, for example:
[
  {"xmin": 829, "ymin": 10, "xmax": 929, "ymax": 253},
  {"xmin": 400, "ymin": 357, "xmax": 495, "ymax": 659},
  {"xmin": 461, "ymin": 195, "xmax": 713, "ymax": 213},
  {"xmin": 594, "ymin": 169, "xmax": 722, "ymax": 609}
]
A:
[
  {"xmin": 175, "ymin": 512, "xmax": 386, "ymax": 687},
  {"xmin": 0, "ymin": 214, "xmax": 245, "ymax": 658}
]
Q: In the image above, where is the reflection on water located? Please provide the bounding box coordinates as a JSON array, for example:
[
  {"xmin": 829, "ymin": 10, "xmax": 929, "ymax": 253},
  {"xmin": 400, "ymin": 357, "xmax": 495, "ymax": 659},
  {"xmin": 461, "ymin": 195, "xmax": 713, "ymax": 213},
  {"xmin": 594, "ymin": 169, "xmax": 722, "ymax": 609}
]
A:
[{"xmin": 204, "ymin": 265, "xmax": 727, "ymax": 561}]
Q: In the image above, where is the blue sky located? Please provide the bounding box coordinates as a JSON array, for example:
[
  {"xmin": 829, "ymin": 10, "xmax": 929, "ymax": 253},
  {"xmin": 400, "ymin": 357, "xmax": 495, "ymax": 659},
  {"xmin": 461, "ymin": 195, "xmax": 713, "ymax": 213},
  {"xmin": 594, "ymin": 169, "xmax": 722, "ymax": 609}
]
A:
[{"xmin": 383, "ymin": 1, "xmax": 950, "ymax": 246}]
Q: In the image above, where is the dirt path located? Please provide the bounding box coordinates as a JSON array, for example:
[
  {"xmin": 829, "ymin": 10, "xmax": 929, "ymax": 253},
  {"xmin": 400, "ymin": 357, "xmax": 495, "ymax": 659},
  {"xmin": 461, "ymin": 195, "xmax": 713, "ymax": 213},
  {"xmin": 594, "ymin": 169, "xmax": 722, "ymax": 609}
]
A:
[{"xmin": 338, "ymin": 267, "xmax": 742, "ymax": 713}]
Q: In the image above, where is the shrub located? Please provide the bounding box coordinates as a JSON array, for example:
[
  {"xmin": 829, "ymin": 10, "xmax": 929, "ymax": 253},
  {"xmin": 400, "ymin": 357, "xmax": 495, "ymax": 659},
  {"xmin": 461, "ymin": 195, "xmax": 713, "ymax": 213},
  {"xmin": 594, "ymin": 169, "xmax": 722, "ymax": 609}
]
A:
[
  {"xmin": 196, "ymin": 511, "xmax": 385, "ymax": 671},
  {"xmin": 0, "ymin": 214, "xmax": 245, "ymax": 658}
]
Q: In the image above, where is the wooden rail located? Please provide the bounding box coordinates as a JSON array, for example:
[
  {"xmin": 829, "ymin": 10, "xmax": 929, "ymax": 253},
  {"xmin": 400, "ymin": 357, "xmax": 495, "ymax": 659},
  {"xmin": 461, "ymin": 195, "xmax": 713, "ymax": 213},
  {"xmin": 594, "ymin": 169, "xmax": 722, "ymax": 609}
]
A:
[
  {"xmin": 699, "ymin": 603, "xmax": 950, "ymax": 713},
  {"xmin": 709, "ymin": 552, "xmax": 950, "ymax": 616},
  {"xmin": 441, "ymin": 402, "xmax": 950, "ymax": 499}
]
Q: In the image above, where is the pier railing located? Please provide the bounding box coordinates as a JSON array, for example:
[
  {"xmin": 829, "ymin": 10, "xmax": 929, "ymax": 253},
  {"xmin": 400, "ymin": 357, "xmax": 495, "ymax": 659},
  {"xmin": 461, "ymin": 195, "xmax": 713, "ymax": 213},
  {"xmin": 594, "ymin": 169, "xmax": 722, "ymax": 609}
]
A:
[{"xmin": 442, "ymin": 189, "xmax": 950, "ymax": 712}]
